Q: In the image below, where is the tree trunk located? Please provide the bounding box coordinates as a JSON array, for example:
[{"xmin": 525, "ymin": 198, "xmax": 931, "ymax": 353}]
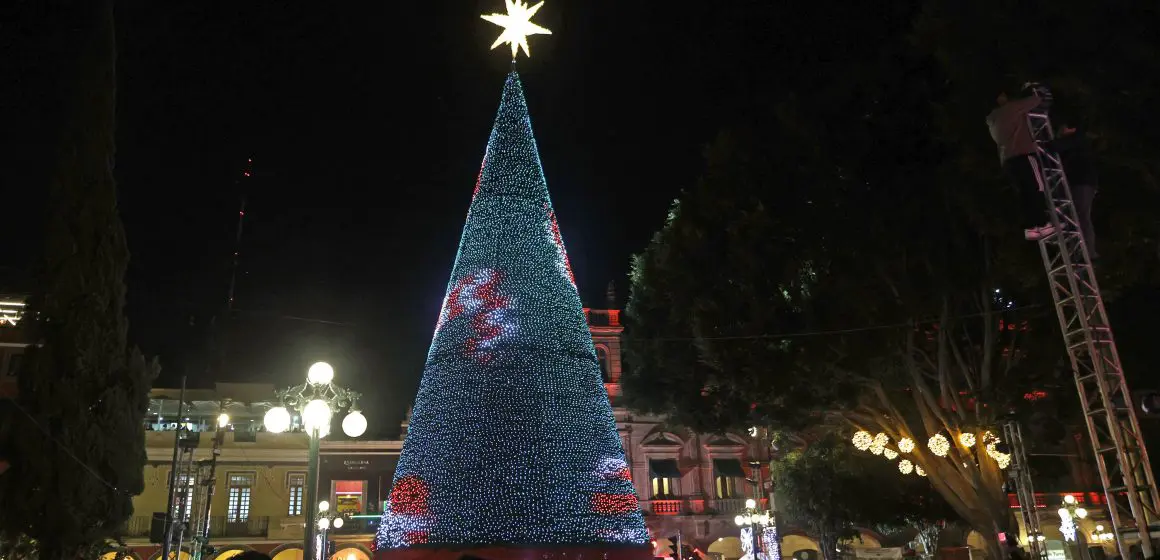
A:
[{"xmin": 819, "ymin": 531, "xmax": 839, "ymax": 560}]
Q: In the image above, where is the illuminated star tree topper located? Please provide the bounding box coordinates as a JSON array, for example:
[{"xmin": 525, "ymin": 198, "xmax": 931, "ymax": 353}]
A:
[{"xmin": 481, "ymin": 0, "xmax": 552, "ymax": 60}]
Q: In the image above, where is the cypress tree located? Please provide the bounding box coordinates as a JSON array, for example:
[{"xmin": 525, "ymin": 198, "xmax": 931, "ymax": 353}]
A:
[{"xmin": 0, "ymin": 1, "xmax": 157, "ymax": 558}]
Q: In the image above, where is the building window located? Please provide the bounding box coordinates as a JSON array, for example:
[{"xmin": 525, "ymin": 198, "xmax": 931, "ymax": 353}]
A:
[
  {"xmin": 172, "ymin": 474, "xmax": 195, "ymax": 521},
  {"xmin": 595, "ymin": 346, "xmax": 610, "ymax": 383},
  {"xmin": 288, "ymin": 473, "xmax": 306, "ymax": 516},
  {"xmin": 649, "ymin": 459, "xmax": 680, "ymax": 498},
  {"xmin": 713, "ymin": 459, "xmax": 745, "ymax": 498},
  {"xmin": 333, "ymin": 480, "xmax": 367, "ymax": 514},
  {"xmin": 227, "ymin": 473, "xmax": 254, "ymax": 522}
]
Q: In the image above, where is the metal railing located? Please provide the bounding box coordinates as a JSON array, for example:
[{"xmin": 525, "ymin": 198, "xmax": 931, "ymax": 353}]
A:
[
  {"xmin": 713, "ymin": 498, "xmax": 747, "ymax": 514},
  {"xmin": 207, "ymin": 516, "xmax": 270, "ymax": 538}
]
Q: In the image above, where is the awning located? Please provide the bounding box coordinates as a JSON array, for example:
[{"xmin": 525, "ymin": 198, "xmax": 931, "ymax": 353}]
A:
[
  {"xmin": 713, "ymin": 458, "xmax": 746, "ymax": 477},
  {"xmin": 649, "ymin": 459, "xmax": 681, "ymax": 478}
]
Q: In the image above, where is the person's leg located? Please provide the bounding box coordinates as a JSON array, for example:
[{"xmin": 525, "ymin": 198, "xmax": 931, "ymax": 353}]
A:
[
  {"xmin": 1073, "ymin": 184, "xmax": 1097, "ymax": 257},
  {"xmin": 1004, "ymin": 155, "xmax": 1051, "ymax": 235}
]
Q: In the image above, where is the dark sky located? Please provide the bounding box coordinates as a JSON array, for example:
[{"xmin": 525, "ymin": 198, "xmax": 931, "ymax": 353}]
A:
[{"xmin": 2, "ymin": 2, "xmax": 924, "ymax": 435}]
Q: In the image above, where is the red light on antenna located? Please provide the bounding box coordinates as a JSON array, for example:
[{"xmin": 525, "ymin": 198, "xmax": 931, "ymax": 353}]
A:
[
  {"xmin": 239, "ymin": 211, "xmax": 245, "ymax": 216},
  {"xmin": 243, "ymin": 172, "xmax": 251, "ymax": 177}
]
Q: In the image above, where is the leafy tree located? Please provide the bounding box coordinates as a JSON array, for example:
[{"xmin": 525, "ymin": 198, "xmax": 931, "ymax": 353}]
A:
[
  {"xmin": 623, "ymin": 3, "xmax": 1160, "ymax": 560},
  {"xmin": 0, "ymin": 1, "xmax": 157, "ymax": 558}
]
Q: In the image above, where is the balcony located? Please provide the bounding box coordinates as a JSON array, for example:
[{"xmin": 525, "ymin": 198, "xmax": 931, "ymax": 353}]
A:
[
  {"xmin": 207, "ymin": 516, "xmax": 270, "ymax": 538},
  {"xmin": 649, "ymin": 499, "xmax": 683, "ymax": 516},
  {"xmin": 713, "ymin": 498, "xmax": 747, "ymax": 514}
]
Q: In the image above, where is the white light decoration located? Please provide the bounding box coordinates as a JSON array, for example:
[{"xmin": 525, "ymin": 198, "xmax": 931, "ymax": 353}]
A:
[
  {"xmin": 217, "ymin": 413, "xmax": 230, "ymax": 428},
  {"xmin": 853, "ymin": 433, "xmax": 872, "ymax": 452},
  {"xmin": 319, "ymin": 500, "xmax": 330, "ymax": 512},
  {"xmin": 870, "ymin": 433, "xmax": 889, "ymax": 455},
  {"xmin": 959, "ymin": 432, "xmax": 976, "ymax": 448},
  {"xmin": 1063, "ymin": 494, "xmax": 1077, "ymax": 505},
  {"xmin": 302, "ymin": 399, "xmax": 332, "ymax": 435},
  {"xmin": 883, "ymin": 449, "xmax": 899, "ymax": 460},
  {"xmin": 927, "ymin": 434, "xmax": 950, "ymax": 457},
  {"xmin": 333, "ymin": 517, "xmax": 344, "ymax": 529},
  {"xmin": 852, "ymin": 431, "xmax": 873, "ymax": 451},
  {"xmin": 734, "ymin": 515, "xmax": 745, "ymax": 526},
  {"xmin": 915, "ymin": 465, "xmax": 926, "ymax": 477},
  {"xmin": 264, "ymin": 406, "xmax": 291, "ymax": 434},
  {"xmin": 1075, "ymin": 507, "xmax": 1087, "ymax": 518},
  {"xmin": 342, "ymin": 410, "xmax": 368, "ymax": 438},
  {"xmin": 995, "ymin": 452, "xmax": 1012, "ymax": 469},
  {"xmin": 897, "ymin": 437, "xmax": 915, "ymax": 454},
  {"xmin": 307, "ymin": 362, "xmax": 335, "ymax": 386},
  {"xmin": 481, "ymin": 0, "xmax": 552, "ymax": 59},
  {"xmin": 739, "ymin": 527, "xmax": 755, "ymax": 560},
  {"xmin": 898, "ymin": 459, "xmax": 914, "ymax": 475},
  {"xmin": 318, "ymin": 517, "xmax": 330, "ymax": 530},
  {"xmin": 745, "ymin": 498, "xmax": 757, "ymax": 509}
]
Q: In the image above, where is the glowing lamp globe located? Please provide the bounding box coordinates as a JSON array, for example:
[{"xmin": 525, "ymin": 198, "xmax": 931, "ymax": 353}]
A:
[
  {"xmin": 734, "ymin": 515, "xmax": 745, "ymax": 526},
  {"xmin": 217, "ymin": 413, "xmax": 230, "ymax": 428},
  {"xmin": 1075, "ymin": 508, "xmax": 1087, "ymax": 518},
  {"xmin": 342, "ymin": 410, "xmax": 368, "ymax": 438},
  {"xmin": 303, "ymin": 399, "xmax": 332, "ymax": 434},
  {"xmin": 745, "ymin": 498, "xmax": 756, "ymax": 509},
  {"xmin": 319, "ymin": 500, "xmax": 330, "ymax": 512},
  {"xmin": 318, "ymin": 517, "xmax": 330, "ymax": 530},
  {"xmin": 1058, "ymin": 508, "xmax": 1071, "ymax": 520},
  {"xmin": 334, "ymin": 517, "xmax": 344, "ymax": 529},
  {"xmin": 1064, "ymin": 494, "xmax": 1077, "ymax": 505},
  {"xmin": 263, "ymin": 406, "xmax": 291, "ymax": 434},
  {"xmin": 307, "ymin": 361, "xmax": 335, "ymax": 385}
]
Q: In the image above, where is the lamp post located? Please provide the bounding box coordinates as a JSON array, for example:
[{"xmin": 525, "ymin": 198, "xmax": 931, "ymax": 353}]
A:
[
  {"xmin": 1057, "ymin": 495, "xmax": 1090, "ymax": 560},
  {"xmin": 734, "ymin": 499, "xmax": 777, "ymax": 560},
  {"xmin": 314, "ymin": 500, "xmax": 350, "ymax": 560},
  {"xmin": 263, "ymin": 362, "xmax": 367, "ymax": 560}
]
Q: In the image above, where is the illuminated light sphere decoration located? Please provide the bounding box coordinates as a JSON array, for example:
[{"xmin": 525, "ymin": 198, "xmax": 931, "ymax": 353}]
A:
[
  {"xmin": 897, "ymin": 437, "xmax": 915, "ymax": 454},
  {"xmin": 883, "ymin": 449, "xmax": 899, "ymax": 460},
  {"xmin": 263, "ymin": 406, "xmax": 291, "ymax": 434},
  {"xmin": 927, "ymin": 434, "xmax": 950, "ymax": 457},
  {"xmin": 852, "ymin": 431, "xmax": 873, "ymax": 451},
  {"xmin": 898, "ymin": 459, "xmax": 914, "ymax": 475},
  {"xmin": 915, "ymin": 465, "xmax": 926, "ymax": 477},
  {"xmin": 959, "ymin": 432, "xmax": 976, "ymax": 448},
  {"xmin": 869, "ymin": 433, "xmax": 889, "ymax": 455},
  {"xmin": 374, "ymin": 67, "xmax": 648, "ymax": 558}
]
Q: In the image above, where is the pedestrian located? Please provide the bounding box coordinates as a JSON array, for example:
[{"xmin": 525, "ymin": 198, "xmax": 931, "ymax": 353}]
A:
[
  {"xmin": 1047, "ymin": 121, "xmax": 1099, "ymax": 259},
  {"xmin": 986, "ymin": 83, "xmax": 1054, "ymax": 240}
]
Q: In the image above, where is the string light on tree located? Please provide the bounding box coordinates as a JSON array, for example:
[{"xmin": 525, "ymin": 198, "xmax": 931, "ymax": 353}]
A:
[
  {"xmin": 959, "ymin": 432, "xmax": 976, "ymax": 448},
  {"xmin": 481, "ymin": 0, "xmax": 552, "ymax": 60},
  {"xmin": 870, "ymin": 433, "xmax": 889, "ymax": 456},
  {"xmin": 883, "ymin": 449, "xmax": 898, "ymax": 460},
  {"xmin": 898, "ymin": 460, "xmax": 914, "ymax": 475},
  {"xmin": 928, "ymin": 434, "xmax": 950, "ymax": 457},
  {"xmin": 915, "ymin": 465, "xmax": 927, "ymax": 477},
  {"xmin": 375, "ymin": 64, "xmax": 648, "ymax": 554},
  {"xmin": 897, "ymin": 437, "xmax": 915, "ymax": 454},
  {"xmin": 852, "ymin": 431, "xmax": 873, "ymax": 451}
]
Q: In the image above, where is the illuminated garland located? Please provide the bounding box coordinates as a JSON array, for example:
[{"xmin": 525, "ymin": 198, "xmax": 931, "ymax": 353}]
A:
[
  {"xmin": 377, "ymin": 71, "xmax": 648, "ymax": 549},
  {"xmin": 852, "ymin": 431, "xmax": 872, "ymax": 451}
]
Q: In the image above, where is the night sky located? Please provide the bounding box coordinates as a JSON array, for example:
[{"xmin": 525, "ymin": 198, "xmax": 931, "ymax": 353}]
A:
[{"xmin": 5, "ymin": 1, "xmax": 863, "ymax": 435}]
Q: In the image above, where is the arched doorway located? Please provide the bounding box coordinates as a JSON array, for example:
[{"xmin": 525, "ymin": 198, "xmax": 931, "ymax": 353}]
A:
[
  {"xmin": 214, "ymin": 547, "xmax": 254, "ymax": 560},
  {"xmin": 708, "ymin": 536, "xmax": 744, "ymax": 560},
  {"xmin": 782, "ymin": 534, "xmax": 821, "ymax": 560},
  {"xmin": 331, "ymin": 545, "xmax": 371, "ymax": 560},
  {"xmin": 270, "ymin": 545, "xmax": 305, "ymax": 560}
]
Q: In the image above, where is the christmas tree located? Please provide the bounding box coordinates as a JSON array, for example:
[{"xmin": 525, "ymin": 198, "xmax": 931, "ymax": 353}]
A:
[{"xmin": 374, "ymin": 68, "xmax": 649, "ymax": 560}]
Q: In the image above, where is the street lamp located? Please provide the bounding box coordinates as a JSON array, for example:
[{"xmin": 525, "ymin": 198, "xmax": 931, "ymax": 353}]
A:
[
  {"xmin": 734, "ymin": 498, "xmax": 777, "ymax": 560},
  {"xmin": 263, "ymin": 362, "xmax": 365, "ymax": 560},
  {"xmin": 314, "ymin": 500, "xmax": 350, "ymax": 560}
]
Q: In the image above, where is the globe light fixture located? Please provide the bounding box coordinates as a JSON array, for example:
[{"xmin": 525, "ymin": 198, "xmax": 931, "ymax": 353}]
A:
[
  {"xmin": 217, "ymin": 413, "xmax": 230, "ymax": 428},
  {"xmin": 303, "ymin": 399, "xmax": 332, "ymax": 433},
  {"xmin": 264, "ymin": 406, "xmax": 291, "ymax": 434},
  {"xmin": 307, "ymin": 361, "xmax": 335, "ymax": 385},
  {"xmin": 1075, "ymin": 507, "xmax": 1087, "ymax": 518},
  {"xmin": 333, "ymin": 517, "xmax": 344, "ymax": 529},
  {"xmin": 318, "ymin": 518, "xmax": 330, "ymax": 530},
  {"xmin": 1058, "ymin": 507, "xmax": 1071, "ymax": 520},
  {"xmin": 319, "ymin": 500, "xmax": 330, "ymax": 512},
  {"xmin": 1064, "ymin": 494, "xmax": 1077, "ymax": 505},
  {"xmin": 342, "ymin": 410, "xmax": 368, "ymax": 438},
  {"xmin": 734, "ymin": 515, "xmax": 745, "ymax": 526},
  {"xmin": 745, "ymin": 499, "xmax": 756, "ymax": 509}
]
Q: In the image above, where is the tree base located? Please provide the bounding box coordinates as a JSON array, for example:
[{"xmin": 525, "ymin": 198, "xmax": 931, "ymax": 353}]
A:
[{"xmin": 375, "ymin": 544, "xmax": 654, "ymax": 560}]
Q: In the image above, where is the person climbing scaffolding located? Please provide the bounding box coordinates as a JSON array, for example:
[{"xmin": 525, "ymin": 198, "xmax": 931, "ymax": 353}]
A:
[{"xmin": 986, "ymin": 82, "xmax": 1055, "ymax": 240}]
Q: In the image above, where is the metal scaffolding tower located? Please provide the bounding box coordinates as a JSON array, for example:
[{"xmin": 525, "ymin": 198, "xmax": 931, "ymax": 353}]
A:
[
  {"xmin": 1004, "ymin": 420, "xmax": 1046, "ymax": 560},
  {"xmin": 1025, "ymin": 105, "xmax": 1160, "ymax": 558}
]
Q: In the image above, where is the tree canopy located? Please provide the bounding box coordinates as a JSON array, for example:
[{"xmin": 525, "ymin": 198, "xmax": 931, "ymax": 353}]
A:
[
  {"xmin": 0, "ymin": 2, "xmax": 157, "ymax": 558},
  {"xmin": 623, "ymin": 2, "xmax": 1160, "ymax": 558}
]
